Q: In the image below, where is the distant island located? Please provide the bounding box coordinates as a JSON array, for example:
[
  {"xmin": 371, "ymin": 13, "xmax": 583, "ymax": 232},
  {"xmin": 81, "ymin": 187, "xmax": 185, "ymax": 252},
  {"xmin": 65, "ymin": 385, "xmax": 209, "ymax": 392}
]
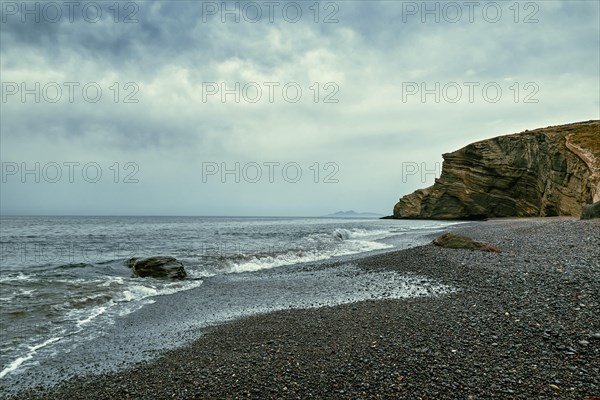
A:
[{"xmin": 324, "ymin": 210, "xmax": 384, "ymax": 218}]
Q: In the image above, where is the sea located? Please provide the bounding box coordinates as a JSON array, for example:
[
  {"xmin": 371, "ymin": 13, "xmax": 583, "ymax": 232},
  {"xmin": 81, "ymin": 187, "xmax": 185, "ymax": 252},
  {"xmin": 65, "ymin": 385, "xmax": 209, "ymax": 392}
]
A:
[{"xmin": 0, "ymin": 216, "xmax": 465, "ymax": 394}]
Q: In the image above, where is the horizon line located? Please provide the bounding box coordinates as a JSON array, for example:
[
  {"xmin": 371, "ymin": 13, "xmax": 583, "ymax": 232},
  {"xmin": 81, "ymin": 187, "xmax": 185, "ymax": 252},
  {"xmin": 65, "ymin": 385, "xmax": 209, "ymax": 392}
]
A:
[{"xmin": 0, "ymin": 214, "xmax": 388, "ymax": 218}]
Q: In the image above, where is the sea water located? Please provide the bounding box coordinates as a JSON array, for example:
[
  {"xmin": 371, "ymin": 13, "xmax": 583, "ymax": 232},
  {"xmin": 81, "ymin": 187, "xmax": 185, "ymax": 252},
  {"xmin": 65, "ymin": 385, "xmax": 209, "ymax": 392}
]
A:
[{"xmin": 0, "ymin": 216, "xmax": 464, "ymax": 393}]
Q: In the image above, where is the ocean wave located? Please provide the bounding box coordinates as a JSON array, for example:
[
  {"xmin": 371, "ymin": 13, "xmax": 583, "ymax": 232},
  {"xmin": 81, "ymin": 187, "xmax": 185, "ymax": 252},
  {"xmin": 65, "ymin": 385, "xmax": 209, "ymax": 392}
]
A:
[
  {"xmin": 333, "ymin": 228, "xmax": 351, "ymax": 240},
  {"xmin": 69, "ymin": 293, "xmax": 114, "ymax": 308},
  {"xmin": 0, "ymin": 277, "xmax": 205, "ymax": 378},
  {"xmin": 0, "ymin": 336, "xmax": 63, "ymax": 379},
  {"xmin": 189, "ymin": 226, "xmax": 399, "ymax": 275},
  {"xmin": 98, "ymin": 276, "xmax": 125, "ymax": 287},
  {"xmin": 332, "ymin": 228, "xmax": 395, "ymax": 240},
  {"xmin": 15, "ymin": 289, "xmax": 36, "ymax": 297},
  {"xmin": 75, "ymin": 305, "xmax": 108, "ymax": 327},
  {"xmin": 0, "ymin": 272, "xmax": 37, "ymax": 283},
  {"xmin": 55, "ymin": 263, "xmax": 93, "ymax": 270},
  {"xmin": 116, "ymin": 279, "xmax": 204, "ymax": 303},
  {"xmin": 225, "ymin": 239, "xmax": 392, "ymax": 274}
]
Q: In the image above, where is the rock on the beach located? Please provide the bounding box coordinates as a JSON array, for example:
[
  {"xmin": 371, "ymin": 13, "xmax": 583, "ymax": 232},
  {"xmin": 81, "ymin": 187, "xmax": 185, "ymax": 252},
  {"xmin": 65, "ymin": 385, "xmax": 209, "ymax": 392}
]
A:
[
  {"xmin": 433, "ymin": 233, "xmax": 500, "ymax": 253},
  {"xmin": 580, "ymin": 200, "xmax": 600, "ymax": 219},
  {"xmin": 127, "ymin": 256, "xmax": 187, "ymax": 280}
]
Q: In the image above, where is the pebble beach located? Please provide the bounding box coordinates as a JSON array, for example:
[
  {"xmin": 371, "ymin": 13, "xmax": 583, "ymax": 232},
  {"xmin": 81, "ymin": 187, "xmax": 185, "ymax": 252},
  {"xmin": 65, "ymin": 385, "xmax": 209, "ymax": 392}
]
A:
[{"xmin": 11, "ymin": 218, "xmax": 600, "ymax": 399}]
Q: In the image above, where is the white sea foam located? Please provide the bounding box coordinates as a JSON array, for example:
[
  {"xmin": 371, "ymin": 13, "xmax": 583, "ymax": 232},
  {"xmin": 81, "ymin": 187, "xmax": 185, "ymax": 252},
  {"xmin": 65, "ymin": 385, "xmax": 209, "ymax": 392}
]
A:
[
  {"xmin": 75, "ymin": 305, "xmax": 108, "ymax": 327},
  {"xmin": 0, "ymin": 277, "xmax": 205, "ymax": 377},
  {"xmin": 99, "ymin": 276, "xmax": 125, "ymax": 287},
  {"xmin": 116, "ymin": 298, "xmax": 155, "ymax": 317},
  {"xmin": 227, "ymin": 238, "xmax": 393, "ymax": 273},
  {"xmin": 0, "ymin": 272, "xmax": 36, "ymax": 283},
  {"xmin": 111, "ymin": 280, "xmax": 203, "ymax": 318},
  {"xmin": 333, "ymin": 228, "xmax": 396, "ymax": 240},
  {"xmin": 118, "ymin": 284, "xmax": 158, "ymax": 302},
  {"xmin": 0, "ymin": 336, "xmax": 62, "ymax": 379},
  {"xmin": 116, "ymin": 279, "xmax": 204, "ymax": 303}
]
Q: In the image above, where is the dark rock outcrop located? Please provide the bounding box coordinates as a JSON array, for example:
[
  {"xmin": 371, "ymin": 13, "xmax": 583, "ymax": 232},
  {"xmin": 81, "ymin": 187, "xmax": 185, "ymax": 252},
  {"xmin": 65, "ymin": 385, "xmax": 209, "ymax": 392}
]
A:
[
  {"xmin": 580, "ymin": 201, "xmax": 600, "ymax": 219},
  {"xmin": 433, "ymin": 233, "xmax": 500, "ymax": 253},
  {"xmin": 394, "ymin": 121, "xmax": 600, "ymax": 219},
  {"xmin": 127, "ymin": 256, "xmax": 187, "ymax": 280}
]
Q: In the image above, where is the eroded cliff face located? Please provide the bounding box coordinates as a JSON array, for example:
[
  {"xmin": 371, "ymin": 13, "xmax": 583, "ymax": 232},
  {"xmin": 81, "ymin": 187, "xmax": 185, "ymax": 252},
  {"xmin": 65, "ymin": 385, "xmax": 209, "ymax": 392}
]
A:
[{"xmin": 393, "ymin": 120, "xmax": 600, "ymax": 219}]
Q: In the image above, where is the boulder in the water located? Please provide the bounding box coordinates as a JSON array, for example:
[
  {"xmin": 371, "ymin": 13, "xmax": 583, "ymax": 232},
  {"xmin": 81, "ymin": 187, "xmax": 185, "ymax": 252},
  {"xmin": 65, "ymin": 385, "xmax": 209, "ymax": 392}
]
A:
[{"xmin": 127, "ymin": 256, "xmax": 187, "ymax": 280}]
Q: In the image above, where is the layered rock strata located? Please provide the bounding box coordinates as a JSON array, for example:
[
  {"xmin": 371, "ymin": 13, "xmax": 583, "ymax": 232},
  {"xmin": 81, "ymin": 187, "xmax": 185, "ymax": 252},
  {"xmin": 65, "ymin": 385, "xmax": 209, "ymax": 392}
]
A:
[{"xmin": 393, "ymin": 121, "xmax": 599, "ymax": 219}]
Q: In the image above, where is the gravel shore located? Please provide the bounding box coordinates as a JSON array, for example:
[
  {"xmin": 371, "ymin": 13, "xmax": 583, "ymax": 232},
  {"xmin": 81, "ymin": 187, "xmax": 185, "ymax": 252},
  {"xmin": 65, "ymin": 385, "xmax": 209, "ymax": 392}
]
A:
[{"xmin": 10, "ymin": 219, "xmax": 600, "ymax": 399}]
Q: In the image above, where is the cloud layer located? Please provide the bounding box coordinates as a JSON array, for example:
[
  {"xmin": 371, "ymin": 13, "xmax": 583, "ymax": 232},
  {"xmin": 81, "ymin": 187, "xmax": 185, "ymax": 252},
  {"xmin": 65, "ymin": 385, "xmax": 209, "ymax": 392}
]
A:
[{"xmin": 1, "ymin": 1, "xmax": 599, "ymax": 215}]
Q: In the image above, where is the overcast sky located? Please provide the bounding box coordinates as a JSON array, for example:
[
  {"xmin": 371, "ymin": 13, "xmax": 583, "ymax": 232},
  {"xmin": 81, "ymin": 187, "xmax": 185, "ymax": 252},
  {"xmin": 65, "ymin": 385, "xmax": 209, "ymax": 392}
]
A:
[{"xmin": 1, "ymin": 0, "xmax": 598, "ymax": 216}]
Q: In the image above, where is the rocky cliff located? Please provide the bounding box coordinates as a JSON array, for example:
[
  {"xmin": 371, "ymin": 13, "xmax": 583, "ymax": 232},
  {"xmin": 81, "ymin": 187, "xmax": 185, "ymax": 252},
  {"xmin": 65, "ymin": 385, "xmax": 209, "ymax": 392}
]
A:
[{"xmin": 393, "ymin": 120, "xmax": 600, "ymax": 219}]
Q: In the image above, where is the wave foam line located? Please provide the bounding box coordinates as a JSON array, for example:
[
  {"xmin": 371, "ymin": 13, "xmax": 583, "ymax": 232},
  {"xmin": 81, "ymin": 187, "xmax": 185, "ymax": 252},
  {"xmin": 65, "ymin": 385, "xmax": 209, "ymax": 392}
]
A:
[{"xmin": 0, "ymin": 336, "xmax": 62, "ymax": 379}]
